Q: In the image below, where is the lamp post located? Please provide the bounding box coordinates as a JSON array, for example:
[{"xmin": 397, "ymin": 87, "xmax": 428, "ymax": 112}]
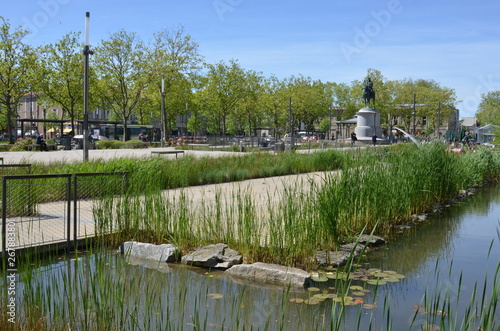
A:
[
  {"xmin": 42, "ymin": 102, "xmax": 47, "ymax": 137},
  {"xmin": 160, "ymin": 78, "xmax": 166, "ymax": 147},
  {"xmin": 83, "ymin": 12, "xmax": 93, "ymax": 161}
]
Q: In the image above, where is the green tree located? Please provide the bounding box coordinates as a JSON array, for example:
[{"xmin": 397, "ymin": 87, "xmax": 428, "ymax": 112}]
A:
[
  {"xmin": 0, "ymin": 17, "xmax": 36, "ymax": 144},
  {"xmin": 198, "ymin": 59, "xmax": 247, "ymax": 135},
  {"xmin": 146, "ymin": 26, "xmax": 202, "ymax": 139},
  {"xmin": 392, "ymin": 78, "xmax": 457, "ymax": 133},
  {"xmin": 286, "ymin": 75, "xmax": 332, "ymax": 133},
  {"xmin": 94, "ymin": 30, "xmax": 147, "ymax": 140},
  {"xmin": 37, "ymin": 32, "xmax": 84, "ymax": 132},
  {"xmin": 229, "ymin": 69, "xmax": 264, "ymax": 135},
  {"xmin": 260, "ymin": 75, "xmax": 289, "ymax": 137},
  {"xmin": 476, "ymin": 91, "xmax": 500, "ymax": 126}
]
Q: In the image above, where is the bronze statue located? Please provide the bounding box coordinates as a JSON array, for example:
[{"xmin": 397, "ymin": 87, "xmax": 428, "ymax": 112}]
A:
[{"xmin": 363, "ymin": 78, "xmax": 376, "ymax": 107}]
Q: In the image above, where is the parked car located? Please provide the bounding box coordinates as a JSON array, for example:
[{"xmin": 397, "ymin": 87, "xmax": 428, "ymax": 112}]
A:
[
  {"xmin": 194, "ymin": 136, "xmax": 209, "ymax": 143},
  {"xmin": 177, "ymin": 136, "xmax": 194, "ymax": 144}
]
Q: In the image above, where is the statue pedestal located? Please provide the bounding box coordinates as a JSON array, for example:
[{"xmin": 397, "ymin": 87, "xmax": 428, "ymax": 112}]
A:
[{"xmin": 354, "ymin": 107, "xmax": 388, "ymax": 144}]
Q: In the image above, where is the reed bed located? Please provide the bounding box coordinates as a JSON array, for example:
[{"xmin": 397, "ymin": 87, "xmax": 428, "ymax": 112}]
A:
[{"xmin": 89, "ymin": 143, "xmax": 500, "ymax": 265}]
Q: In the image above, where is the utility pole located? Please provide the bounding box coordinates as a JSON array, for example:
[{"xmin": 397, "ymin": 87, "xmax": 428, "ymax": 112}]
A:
[{"xmin": 83, "ymin": 12, "xmax": 93, "ymax": 161}]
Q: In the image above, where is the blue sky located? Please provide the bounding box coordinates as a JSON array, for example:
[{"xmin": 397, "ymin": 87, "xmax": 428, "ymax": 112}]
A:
[{"xmin": 2, "ymin": 0, "xmax": 500, "ymax": 118}]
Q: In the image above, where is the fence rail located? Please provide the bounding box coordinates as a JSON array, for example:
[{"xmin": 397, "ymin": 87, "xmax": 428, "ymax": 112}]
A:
[{"xmin": 1, "ymin": 172, "xmax": 128, "ymax": 260}]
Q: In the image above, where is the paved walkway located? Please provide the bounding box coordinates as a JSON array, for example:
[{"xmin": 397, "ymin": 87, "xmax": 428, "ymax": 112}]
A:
[{"xmin": 0, "ymin": 146, "xmax": 244, "ymax": 164}]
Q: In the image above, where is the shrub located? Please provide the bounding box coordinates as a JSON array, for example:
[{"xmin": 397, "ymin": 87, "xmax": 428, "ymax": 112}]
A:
[{"xmin": 9, "ymin": 138, "xmax": 35, "ymax": 151}]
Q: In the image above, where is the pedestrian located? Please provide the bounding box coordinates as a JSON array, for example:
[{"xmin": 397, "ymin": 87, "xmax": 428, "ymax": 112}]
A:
[
  {"xmin": 350, "ymin": 132, "xmax": 357, "ymax": 147},
  {"xmin": 372, "ymin": 133, "xmax": 377, "ymax": 146},
  {"xmin": 36, "ymin": 134, "xmax": 48, "ymax": 151}
]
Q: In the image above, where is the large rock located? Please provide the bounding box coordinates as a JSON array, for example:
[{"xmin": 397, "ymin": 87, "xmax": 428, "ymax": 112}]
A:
[
  {"xmin": 181, "ymin": 243, "xmax": 242, "ymax": 269},
  {"xmin": 316, "ymin": 250, "xmax": 351, "ymax": 267},
  {"xmin": 226, "ymin": 262, "xmax": 311, "ymax": 287},
  {"xmin": 358, "ymin": 234, "xmax": 386, "ymax": 246},
  {"xmin": 119, "ymin": 241, "xmax": 179, "ymax": 263}
]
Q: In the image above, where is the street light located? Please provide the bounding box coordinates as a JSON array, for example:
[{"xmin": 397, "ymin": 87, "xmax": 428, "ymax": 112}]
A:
[
  {"xmin": 82, "ymin": 11, "xmax": 93, "ymax": 161},
  {"xmin": 42, "ymin": 102, "xmax": 47, "ymax": 137},
  {"xmin": 160, "ymin": 78, "xmax": 166, "ymax": 147}
]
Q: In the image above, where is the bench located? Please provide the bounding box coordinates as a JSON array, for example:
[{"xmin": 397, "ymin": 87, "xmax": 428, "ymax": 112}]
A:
[
  {"xmin": 0, "ymin": 157, "xmax": 3, "ymax": 164},
  {"xmin": 27, "ymin": 144, "xmax": 58, "ymax": 151},
  {"xmin": 151, "ymin": 151, "xmax": 185, "ymax": 159}
]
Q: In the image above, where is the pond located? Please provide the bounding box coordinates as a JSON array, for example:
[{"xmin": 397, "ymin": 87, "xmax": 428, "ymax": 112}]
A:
[{"xmin": 8, "ymin": 184, "xmax": 500, "ymax": 330}]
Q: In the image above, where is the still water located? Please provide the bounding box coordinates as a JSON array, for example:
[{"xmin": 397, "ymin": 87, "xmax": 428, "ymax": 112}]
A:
[{"xmin": 16, "ymin": 185, "xmax": 500, "ymax": 330}]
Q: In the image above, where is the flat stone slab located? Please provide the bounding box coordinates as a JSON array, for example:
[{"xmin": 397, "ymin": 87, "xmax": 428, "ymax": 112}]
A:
[
  {"xmin": 119, "ymin": 241, "xmax": 179, "ymax": 263},
  {"xmin": 358, "ymin": 234, "xmax": 386, "ymax": 246},
  {"xmin": 181, "ymin": 243, "xmax": 242, "ymax": 269},
  {"xmin": 226, "ymin": 262, "xmax": 311, "ymax": 288},
  {"xmin": 316, "ymin": 250, "xmax": 351, "ymax": 267}
]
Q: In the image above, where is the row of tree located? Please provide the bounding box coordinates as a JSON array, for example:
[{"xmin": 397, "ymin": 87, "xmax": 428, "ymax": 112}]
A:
[{"xmin": 1, "ymin": 16, "xmax": 468, "ymax": 143}]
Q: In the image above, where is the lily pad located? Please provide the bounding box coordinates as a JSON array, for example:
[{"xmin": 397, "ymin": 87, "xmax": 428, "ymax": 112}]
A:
[
  {"xmin": 303, "ymin": 298, "xmax": 321, "ymax": 305},
  {"xmin": 307, "ymin": 287, "xmax": 321, "ymax": 292},
  {"xmin": 311, "ymin": 272, "xmax": 329, "ymax": 282},
  {"xmin": 349, "ymin": 285, "xmax": 363, "ymax": 291},
  {"xmin": 289, "ymin": 298, "xmax": 304, "ymax": 304},
  {"xmin": 207, "ymin": 293, "xmax": 223, "ymax": 300},
  {"xmin": 367, "ymin": 279, "xmax": 387, "ymax": 285},
  {"xmin": 384, "ymin": 277, "xmax": 400, "ymax": 283},
  {"xmin": 391, "ymin": 273, "xmax": 406, "ymax": 279},
  {"xmin": 313, "ymin": 294, "xmax": 330, "ymax": 301},
  {"xmin": 363, "ymin": 304, "xmax": 378, "ymax": 309},
  {"xmin": 326, "ymin": 272, "xmax": 345, "ymax": 280},
  {"xmin": 352, "ymin": 291, "xmax": 366, "ymax": 296}
]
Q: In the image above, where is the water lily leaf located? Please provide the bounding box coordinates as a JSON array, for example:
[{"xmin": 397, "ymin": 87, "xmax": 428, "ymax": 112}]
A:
[
  {"xmin": 384, "ymin": 277, "xmax": 400, "ymax": 282},
  {"xmin": 313, "ymin": 294, "xmax": 329, "ymax": 300},
  {"xmin": 207, "ymin": 293, "xmax": 223, "ymax": 299},
  {"xmin": 289, "ymin": 298, "xmax": 304, "ymax": 304},
  {"xmin": 304, "ymin": 298, "xmax": 320, "ymax": 305},
  {"xmin": 307, "ymin": 287, "xmax": 321, "ymax": 292},
  {"xmin": 350, "ymin": 285, "xmax": 363, "ymax": 291},
  {"xmin": 323, "ymin": 293, "xmax": 338, "ymax": 299},
  {"xmin": 311, "ymin": 273, "xmax": 328, "ymax": 282},
  {"xmin": 367, "ymin": 280, "xmax": 387, "ymax": 285},
  {"xmin": 352, "ymin": 291, "xmax": 366, "ymax": 296},
  {"xmin": 342, "ymin": 301, "xmax": 358, "ymax": 306},
  {"xmin": 384, "ymin": 270, "xmax": 397, "ymax": 275},
  {"xmin": 363, "ymin": 304, "xmax": 378, "ymax": 309},
  {"xmin": 392, "ymin": 273, "xmax": 406, "ymax": 279},
  {"xmin": 326, "ymin": 272, "xmax": 344, "ymax": 280}
]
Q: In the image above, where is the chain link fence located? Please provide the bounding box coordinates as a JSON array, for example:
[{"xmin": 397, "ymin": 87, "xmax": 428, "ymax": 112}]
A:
[{"xmin": 2, "ymin": 172, "xmax": 128, "ymax": 257}]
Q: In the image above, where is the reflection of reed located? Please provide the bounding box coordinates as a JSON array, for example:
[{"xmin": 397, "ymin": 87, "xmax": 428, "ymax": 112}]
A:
[{"xmin": 366, "ymin": 185, "xmax": 500, "ymax": 276}]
